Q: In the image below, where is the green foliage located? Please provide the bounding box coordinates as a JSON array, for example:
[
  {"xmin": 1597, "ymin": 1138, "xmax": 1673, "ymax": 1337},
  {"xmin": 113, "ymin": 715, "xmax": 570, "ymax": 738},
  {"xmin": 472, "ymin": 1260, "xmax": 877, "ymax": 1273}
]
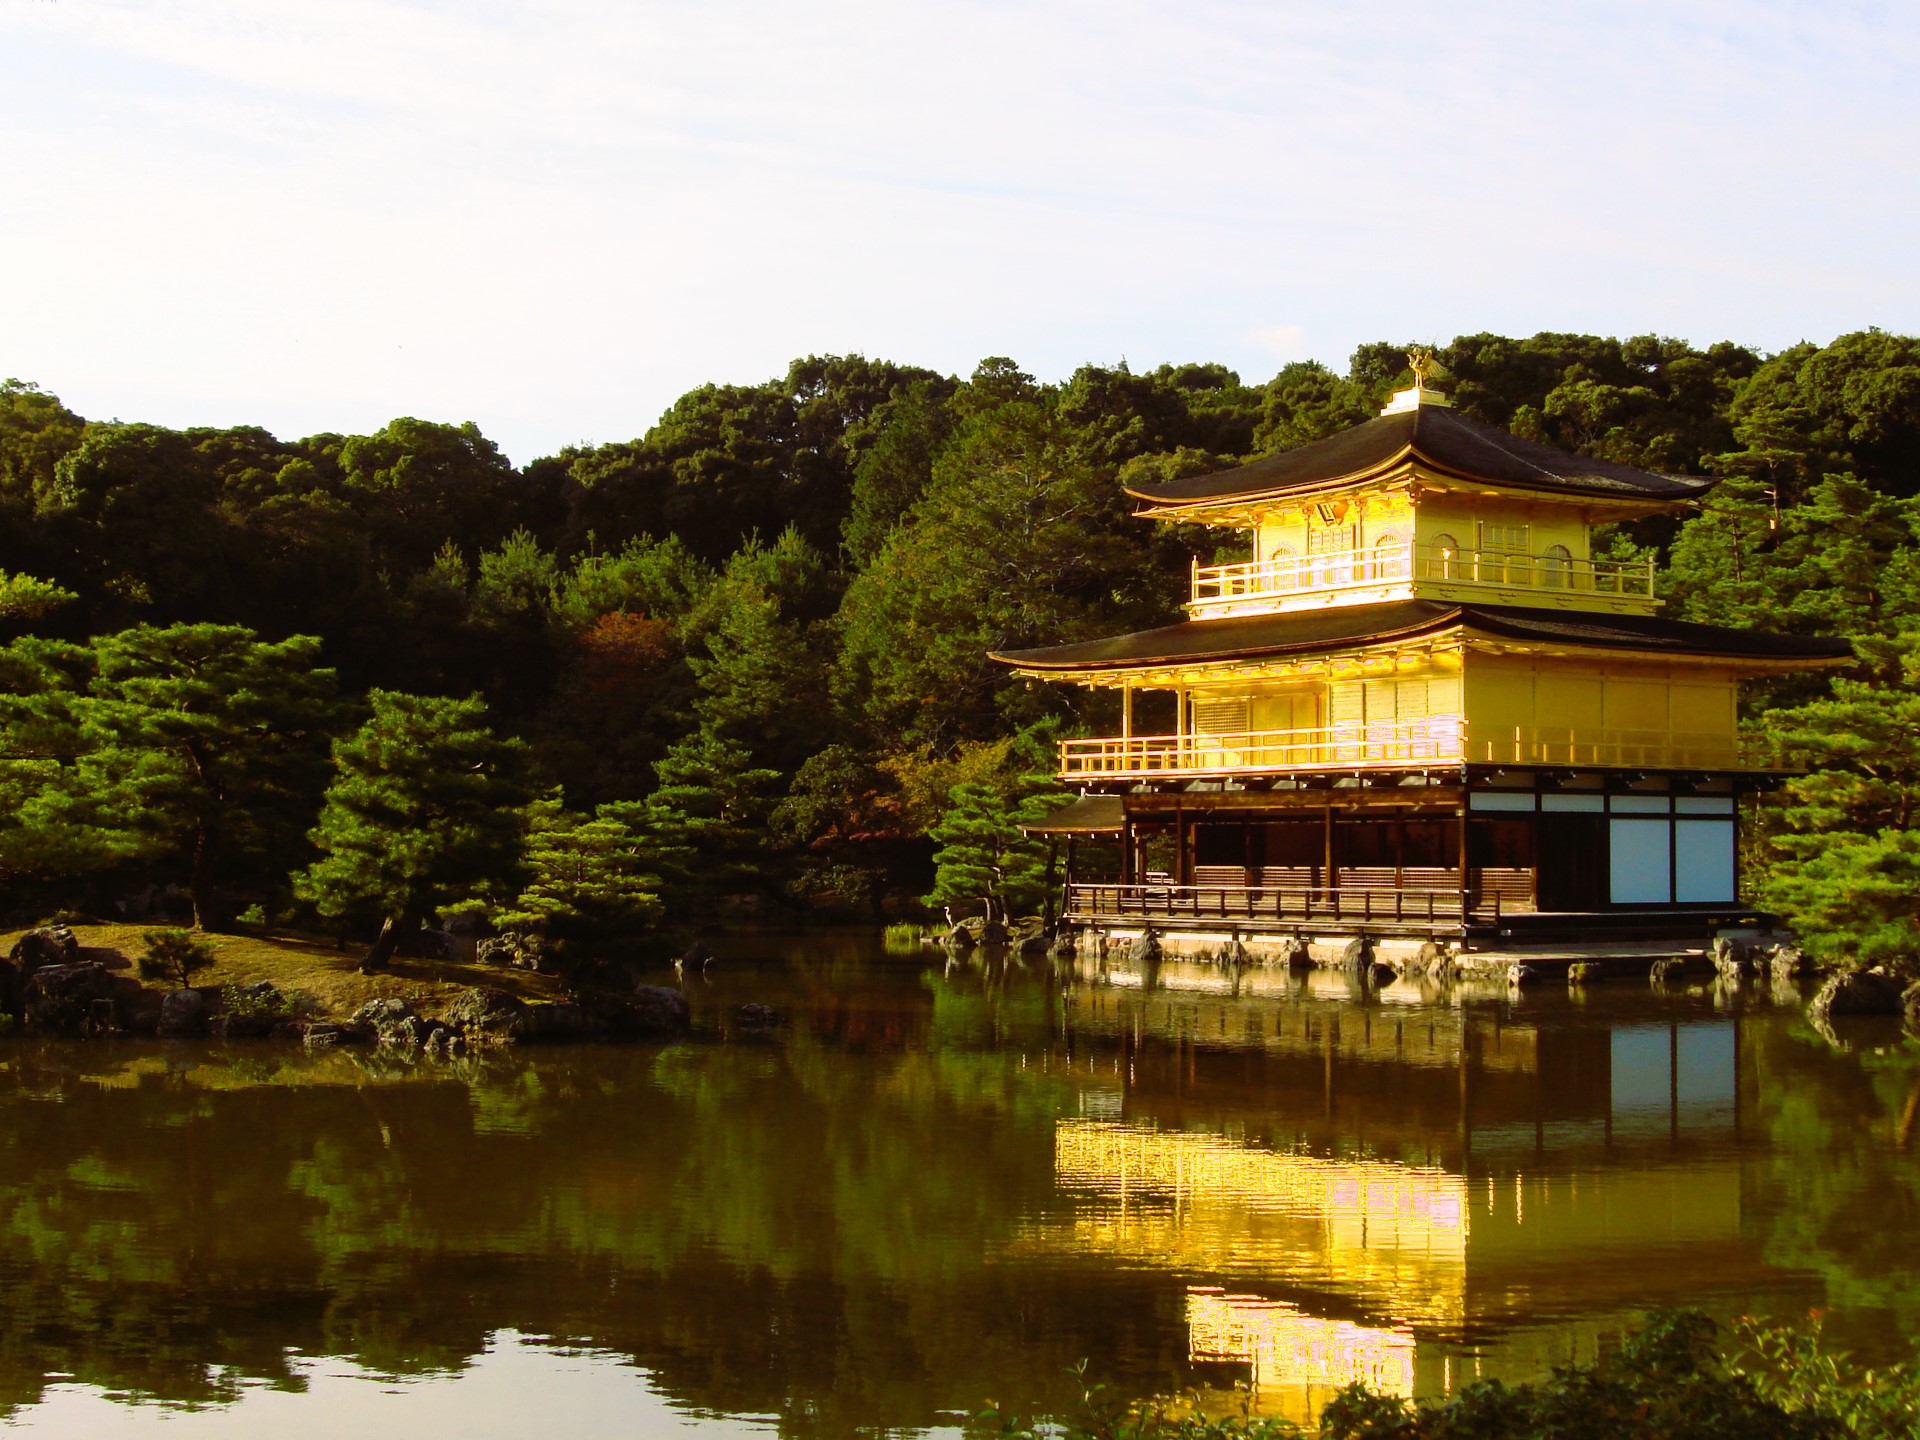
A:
[
  {"xmin": 9, "ymin": 327, "xmax": 1920, "ymax": 938},
  {"xmin": 1729, "ymin": 1316, "xmax": 1920, "ymax": 1439},
  {"xmin": 217, "ymin": 982, "xmax": 293, "ymax": 1026},
  {"xmin": 496, "ymin": 792, "xmax": 664, "ymax": 938},
  {"xmin": 977, "ymin": 1314, "xmax": 1877, "ymax": 1440},
  {"xmin": 0, "ymin": 624, "xmax": 338, "ymax": 923},
  {"xmin": 882, "ymin": 922, "xmax": 926, "ymax": 952},
  {"xmin": 0, "ymin": 571, "xmax": 77, "ymax": 622},
  {"xmin": 137, "ymin": 928, "xmax": 215, "ymax": 988},
  {"xmin": 924, "ymin": 725, "xmax": 1071, "ymax": 922},
  {"xmin": 836, "ymin": 396, "xmax": 1169, "ymax": 749},
  {"xmin": 296, "ymin": 691, "xmax": 528, "ymax": 945}
]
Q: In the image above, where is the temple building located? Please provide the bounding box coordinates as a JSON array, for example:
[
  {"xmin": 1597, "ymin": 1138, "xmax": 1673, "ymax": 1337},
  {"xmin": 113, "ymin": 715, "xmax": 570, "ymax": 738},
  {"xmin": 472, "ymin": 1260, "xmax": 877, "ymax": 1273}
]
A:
[{"xmin": 996, "ymin": 369, "xmax": 1851, "ymax": 945}]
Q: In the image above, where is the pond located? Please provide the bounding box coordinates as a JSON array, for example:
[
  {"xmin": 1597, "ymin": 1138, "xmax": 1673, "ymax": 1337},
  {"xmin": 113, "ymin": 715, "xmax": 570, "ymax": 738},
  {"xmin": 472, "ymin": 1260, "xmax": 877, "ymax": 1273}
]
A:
[{"xmin": 0, "ymin": 933, "xmax": 1915, "ymax": 1436}]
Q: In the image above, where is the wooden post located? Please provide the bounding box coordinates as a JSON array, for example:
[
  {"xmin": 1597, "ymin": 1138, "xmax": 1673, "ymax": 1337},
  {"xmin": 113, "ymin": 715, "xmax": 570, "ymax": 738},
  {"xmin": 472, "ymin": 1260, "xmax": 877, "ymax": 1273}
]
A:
[
  {"xmin": 1323, "ymin": 802, "xmax": 1335, "ymax": 899},
  {"xmin": 1457, "ymin": 800, "xmax": 1471, "ymax": 924},
  {"xmin": 1121, "ymin": 683, "xmax": 1133, "ymax": 741}
]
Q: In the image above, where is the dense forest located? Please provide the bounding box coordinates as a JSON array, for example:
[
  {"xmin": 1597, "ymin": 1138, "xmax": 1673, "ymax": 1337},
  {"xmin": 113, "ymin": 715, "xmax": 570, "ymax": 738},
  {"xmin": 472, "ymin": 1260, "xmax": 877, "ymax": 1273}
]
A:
[{"xmin": 4, "ymin": 330, "xmax": 1920, "ymax": 966}]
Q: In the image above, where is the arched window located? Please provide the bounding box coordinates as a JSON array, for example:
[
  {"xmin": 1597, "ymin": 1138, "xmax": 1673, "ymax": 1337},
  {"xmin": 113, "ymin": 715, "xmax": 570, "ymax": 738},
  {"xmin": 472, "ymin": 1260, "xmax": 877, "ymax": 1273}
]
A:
[
  {"xmin": 1429, "ymin": 533, "xmax": 1461, "ymax": 581},
  {"xmin": 1371, "ymin": 532, "xmax": 1408, "ymax": 581},
  {"xmin": 1269, "ymin": 544, "xmax": 1299, "ymax": 591},
  {"xmin": 1540, "ymin": 543, "xmax": 1571, "ymax": 589}
]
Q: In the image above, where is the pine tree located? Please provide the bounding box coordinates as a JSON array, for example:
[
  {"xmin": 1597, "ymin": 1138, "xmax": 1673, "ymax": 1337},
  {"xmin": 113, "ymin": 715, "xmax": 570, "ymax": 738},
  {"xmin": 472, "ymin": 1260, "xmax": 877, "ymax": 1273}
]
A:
[
  {"xmin": 296, "ymin": 691, "xmax": 527, "ymax": 969},
  {"xmin": 498, "ymin": 792, "xmax": 665, "ymax": 939}
]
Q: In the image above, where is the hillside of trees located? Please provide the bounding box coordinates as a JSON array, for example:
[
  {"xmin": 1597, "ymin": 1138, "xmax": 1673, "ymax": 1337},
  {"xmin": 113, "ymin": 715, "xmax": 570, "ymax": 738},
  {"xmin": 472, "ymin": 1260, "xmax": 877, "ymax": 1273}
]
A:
[{"xmin": 4, "ymin": 330, "xmax": 1920, "ymax": 966}]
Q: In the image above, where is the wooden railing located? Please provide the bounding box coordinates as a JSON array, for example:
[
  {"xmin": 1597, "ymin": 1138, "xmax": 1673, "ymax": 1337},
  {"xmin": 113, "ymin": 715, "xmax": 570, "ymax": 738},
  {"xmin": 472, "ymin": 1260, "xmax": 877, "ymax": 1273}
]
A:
[
  {"xmin": 1060, "ymin": 719, "xmax": 1464, "ymax": 778},
  {"xmin": 1059, "ymin": 720, "xmax": 1757, "ymax": 778},
  {"xmin": 1066, "ymin": 882, "xmax": 1497, "ymax": 927},
  {"xmin": 1189, "ymin": 543, "xmax": 1657, "ymax": 613}
]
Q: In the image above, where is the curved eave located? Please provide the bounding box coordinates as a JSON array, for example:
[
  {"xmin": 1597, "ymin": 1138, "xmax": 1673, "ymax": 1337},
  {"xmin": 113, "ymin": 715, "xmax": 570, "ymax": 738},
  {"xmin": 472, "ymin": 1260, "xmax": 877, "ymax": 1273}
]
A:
[
  {"xmin": 993, "ymin": 603, "xmax": 1853, "ymax": 680},
  {"xmin": 1127, "ymin": 450, "xmax": 1714, "ymax": 520}
]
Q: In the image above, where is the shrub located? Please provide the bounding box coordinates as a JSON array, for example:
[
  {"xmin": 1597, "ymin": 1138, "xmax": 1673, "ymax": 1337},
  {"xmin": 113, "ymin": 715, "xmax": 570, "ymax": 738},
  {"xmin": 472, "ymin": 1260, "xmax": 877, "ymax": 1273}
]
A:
[
  {"xmin": 1728, "ymin": 1315, "xmax": 1920, "ymax": 1438},
  {"xmin": 218, "ymin": 983, "xmax": 291, "ymax": 1026},
  {"xmin": 883, "ymin": 922, "xmax": 927, "ymax": 953},
  {"xmin": 137, "ymin": 929, "xmax": 216, "ymax": 989},
  {"xmin": 971, "ymin": 1313, "xmax": 1908, "ymax": 1440}
]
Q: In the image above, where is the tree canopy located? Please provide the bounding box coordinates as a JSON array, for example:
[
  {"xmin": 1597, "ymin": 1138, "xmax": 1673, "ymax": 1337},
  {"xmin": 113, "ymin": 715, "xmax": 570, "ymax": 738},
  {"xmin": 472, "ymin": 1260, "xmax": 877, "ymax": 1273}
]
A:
[{"xmin": 2, "ymin": 330, "xmax": 1916, "ymax": 951}]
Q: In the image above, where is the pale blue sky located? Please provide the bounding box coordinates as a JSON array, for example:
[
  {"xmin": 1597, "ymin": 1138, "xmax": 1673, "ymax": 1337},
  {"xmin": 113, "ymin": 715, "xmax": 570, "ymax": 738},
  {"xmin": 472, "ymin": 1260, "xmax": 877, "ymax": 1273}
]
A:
[{"xmin": 4, "ymin": 0, "xmax": 1917, "ymax": 463}]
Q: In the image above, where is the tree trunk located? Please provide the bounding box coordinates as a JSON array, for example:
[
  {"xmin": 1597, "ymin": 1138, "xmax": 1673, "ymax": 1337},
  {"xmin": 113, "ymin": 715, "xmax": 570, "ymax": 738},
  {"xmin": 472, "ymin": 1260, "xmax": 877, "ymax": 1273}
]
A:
[
  {"xmin": 189, "ymin": 821, "xmax": 223, "ymax": 932},
  {"xmin": 361, "ymin": 916, "xmax": 403, "ymax": 973}
]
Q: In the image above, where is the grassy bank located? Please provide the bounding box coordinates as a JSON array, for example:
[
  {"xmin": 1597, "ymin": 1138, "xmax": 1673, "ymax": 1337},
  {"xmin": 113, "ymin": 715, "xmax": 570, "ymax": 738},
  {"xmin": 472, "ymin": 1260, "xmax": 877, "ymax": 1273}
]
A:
[{"xmin": 1, "ymin": 922, "xmax": 562, "ymax": 1019}]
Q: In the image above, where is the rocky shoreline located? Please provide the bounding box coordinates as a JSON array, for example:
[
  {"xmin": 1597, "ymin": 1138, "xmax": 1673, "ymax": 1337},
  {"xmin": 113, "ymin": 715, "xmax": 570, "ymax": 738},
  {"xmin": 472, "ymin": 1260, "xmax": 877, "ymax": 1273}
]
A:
[{"xmin": 1, "ymin": 924, "xmax": 696, "ymax": 1050}]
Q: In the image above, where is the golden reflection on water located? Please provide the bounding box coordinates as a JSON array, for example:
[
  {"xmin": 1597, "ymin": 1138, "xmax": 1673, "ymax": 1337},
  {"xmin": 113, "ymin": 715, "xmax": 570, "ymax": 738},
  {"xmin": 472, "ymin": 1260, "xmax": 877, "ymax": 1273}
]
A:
[
  {"xmin": 1027, "ymin": 1115, "xmax": 1752, "ymax": 1418},
  {"xmin": 1185, "ymin": 1288, "xmax": 1417, "ymax": 1423},
  {"xmin": 1041, "ymin": 1121, "xmax": 1468, "ymax": 1322}
]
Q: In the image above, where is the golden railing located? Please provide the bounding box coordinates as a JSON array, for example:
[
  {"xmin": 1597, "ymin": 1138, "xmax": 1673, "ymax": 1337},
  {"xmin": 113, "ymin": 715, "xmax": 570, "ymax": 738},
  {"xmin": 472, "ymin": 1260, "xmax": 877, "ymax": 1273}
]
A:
[
  {"xmin": 1059, "ymin": 720, "xmax": 1755, "ymax": 777},
  {"xmin": 1465, "ymin": 727, "xmax": 1750, "ymax": 770},
  {"xmin": 1190, "ymin": 544, "xmax": 1657, "ymax": 611},
  {"xmin": 1060, "ymin": 719, "xmax": 1464, "ymax": 777}
]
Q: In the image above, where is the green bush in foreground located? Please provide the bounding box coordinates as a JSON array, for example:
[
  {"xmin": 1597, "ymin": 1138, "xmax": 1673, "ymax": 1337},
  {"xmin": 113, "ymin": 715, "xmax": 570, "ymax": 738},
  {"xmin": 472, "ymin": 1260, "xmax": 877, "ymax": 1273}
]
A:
[
  {"xmin": 136, "ymin": 928, "xmax": 215, "ymax": 989},
  {"xmin": 973, "ymin": 1314, "xmax": 1918, "ymax": 1440}
]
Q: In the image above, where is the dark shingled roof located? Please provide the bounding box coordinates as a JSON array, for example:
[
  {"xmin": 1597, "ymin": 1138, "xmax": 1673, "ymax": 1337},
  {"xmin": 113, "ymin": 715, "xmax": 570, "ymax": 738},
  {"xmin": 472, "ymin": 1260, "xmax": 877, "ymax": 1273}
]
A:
[
  {"xmin": 1021, "ymin": 794, "xmax": 1125, "ymax": 834},
  {"xmin": 1128, "ymin": 405, "xmax": 1713, "ymax": 506},
  {"xmin": 993, "ymin": 601, "xmax": 1852, "ymax": 671}
]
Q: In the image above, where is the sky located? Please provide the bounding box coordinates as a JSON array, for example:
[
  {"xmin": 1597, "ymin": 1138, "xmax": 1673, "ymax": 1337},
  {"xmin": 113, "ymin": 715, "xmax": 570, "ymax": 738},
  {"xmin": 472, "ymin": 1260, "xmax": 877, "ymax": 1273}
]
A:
[{"xmin": 4, "ymin": 0, "xmax": 1919, "ymax": 465}]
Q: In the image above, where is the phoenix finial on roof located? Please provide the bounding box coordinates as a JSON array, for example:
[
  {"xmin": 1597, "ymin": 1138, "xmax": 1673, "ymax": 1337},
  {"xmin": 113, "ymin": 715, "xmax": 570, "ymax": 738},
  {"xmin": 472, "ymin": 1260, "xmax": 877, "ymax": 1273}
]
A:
[{"xmin": 1407, "ymin": 348, "xmax": 1434, "ymax": 391}]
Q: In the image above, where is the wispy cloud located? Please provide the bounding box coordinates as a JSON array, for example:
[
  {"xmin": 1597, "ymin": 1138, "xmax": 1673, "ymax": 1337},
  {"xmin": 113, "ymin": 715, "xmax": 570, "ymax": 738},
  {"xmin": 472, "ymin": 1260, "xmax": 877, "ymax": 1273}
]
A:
[{"xmin": 4, "ymin": 0, "xmax": 1919, "ymax": 460}]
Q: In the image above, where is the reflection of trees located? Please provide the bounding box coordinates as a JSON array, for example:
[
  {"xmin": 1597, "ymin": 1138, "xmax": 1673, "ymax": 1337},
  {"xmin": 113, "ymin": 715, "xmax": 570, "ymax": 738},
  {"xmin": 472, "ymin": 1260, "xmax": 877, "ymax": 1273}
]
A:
[
  {"xmin": 0, "ymin": 967, "xmax": 1162, "ymax": 1434},
  {"xmin": 2, "ymin": 977, "xmax": 1911, "ymax": 1430},
  {"xmin": 1744, "ymin": 1019, "xmax": 1920, "ymax": 1353}
]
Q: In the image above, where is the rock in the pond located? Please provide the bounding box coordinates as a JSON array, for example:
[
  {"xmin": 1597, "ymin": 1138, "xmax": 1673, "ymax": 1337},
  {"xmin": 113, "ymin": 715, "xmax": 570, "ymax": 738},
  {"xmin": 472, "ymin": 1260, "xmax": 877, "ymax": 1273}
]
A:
[
  {"xmin": 1648, "ymin": 957, "xmax": 1687, "ymax": 984},
  {"xmin": 350, "ymin": 997, "xmax": 424, "ymax": 1045},
  {"xmin": 1567, "ymin": 962, "xmax": 1603, "ymax": 987},
  {"xmin": 1710, "ymin": 936, "xmax": 1752, "ymax": 979},
  {"xmin": 22, "ymin": 962, "xmax": 113, "ymax": 1033},
  {"xmin": 9, "ymin": 925, "xmax": 78, "ymax": 974},
  {"xmin": 1506, "ymin": 964, "xmax": 1543, "ymax": 989},
  {"xmin": 1367, "ymin": 961, "xmax": 1397, "ymax": 988},
  {"xmin": 442, "ymin": 987, "xmax": 531, "ymax": 1044},
  {"xmin": 302, "ymin": 1024, "xmax": 344, "ymax": 1050},
  {"xmin": 1904, "ymin": 981, "xmax": 1920, "ymax": 1037},
  {"xmin": 1281, "ymin": 937, "xmax": 1314, "ymax": 971},
  {"xmin": 1127, "ymin": 930, "xmax": 1163, "ymax": 966},
  {"xmin": 1339, "ymin": 935, "xmax": 1374, "ymax": 973},
  {"xmin": 1769, "ymin": 946, "xmax": 1814, "ymax": 981},
  {"xmin": 942, "ymin": 924, "xmax": 976, "ymax": 953},
  {"xmin": 626, "ymin": 984, "xmax": 691, "ymax": 1035},
  {"xmin": 1017, "ymin": 931, "xmax": 1051, "ymax": 958},
  {"xmin": 735, "ymin": 1003, "xmax": 783, "ymax": 1028},
  {"xmin": 1808, "ymin": 967, "xmax": 1904, "ymax": 1022},
  {"xmin": 979, "ymin": 919, "xmax": 1010, "ymax": 947},
  {"xmin": 1048, "ymin": 930, "xmax": 1077, "ymax": 960},
  {"xmin": 157, "ymin": 987, "xmax": 207, "ymax": 1036}
]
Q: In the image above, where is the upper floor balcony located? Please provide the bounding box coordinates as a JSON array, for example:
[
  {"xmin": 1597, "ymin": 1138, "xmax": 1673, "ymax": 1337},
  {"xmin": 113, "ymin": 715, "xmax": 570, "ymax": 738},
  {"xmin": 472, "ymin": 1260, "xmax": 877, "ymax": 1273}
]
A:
[
  {"xmin": 1059, "ymin": 719, "xmax": 1755, "ymax": 780},
  {"xmin": 1188, "ymin": 543, "xmax": 1659, "ymax": 619}
]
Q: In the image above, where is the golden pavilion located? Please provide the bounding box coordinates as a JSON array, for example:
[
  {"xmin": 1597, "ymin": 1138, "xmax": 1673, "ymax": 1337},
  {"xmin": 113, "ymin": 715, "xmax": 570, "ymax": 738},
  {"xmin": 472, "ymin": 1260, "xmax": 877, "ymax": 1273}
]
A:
[{"xmin": 995, "ymin": 369, "xmax": 1850, "ymax": 945}]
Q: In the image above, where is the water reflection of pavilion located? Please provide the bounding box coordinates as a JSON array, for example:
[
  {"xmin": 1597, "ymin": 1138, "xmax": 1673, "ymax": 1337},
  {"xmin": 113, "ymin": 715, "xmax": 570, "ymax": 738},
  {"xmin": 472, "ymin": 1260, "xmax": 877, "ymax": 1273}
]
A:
[{"xmin": 1018, "ymin": 982, "xmax": 1776, "ymax": 1420}]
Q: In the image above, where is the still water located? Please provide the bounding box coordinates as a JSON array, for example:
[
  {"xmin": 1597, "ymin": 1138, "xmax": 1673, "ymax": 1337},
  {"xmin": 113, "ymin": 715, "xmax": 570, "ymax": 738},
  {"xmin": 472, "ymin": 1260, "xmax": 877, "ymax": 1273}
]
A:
[{"xmin": 0, "ymin": 934, "xmax": 1916, "ymax": 1437}]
